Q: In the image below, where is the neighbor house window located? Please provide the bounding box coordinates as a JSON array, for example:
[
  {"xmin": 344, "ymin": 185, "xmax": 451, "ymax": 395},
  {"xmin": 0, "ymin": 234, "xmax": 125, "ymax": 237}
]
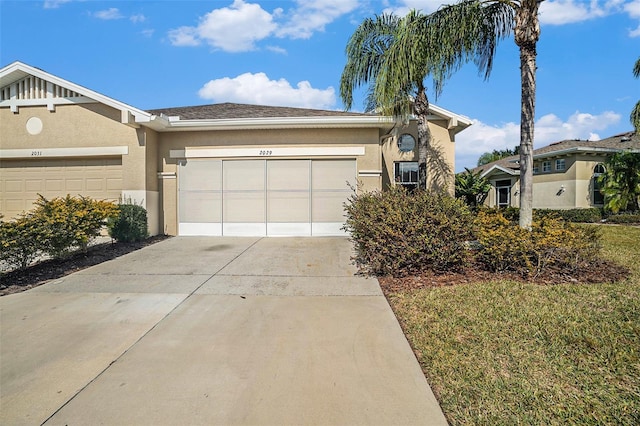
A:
[
  {"xmin": 593, "ymin": 163, "xmax": 606, "ymax": 205},
  {"xmin": 495, "ymin": 179, "xmax": 511, "ymax": 208},
  {"xmin": 533, "ymin": 163, "xmax": 540, "ymax": 174},
  {"xmin": 542, "ymin": 161, "xmax": 551, "ymax": 172},
  {"xmin": 394, "ymin": 162, "xmax": 418, "ymax": 190},
  {"xmin": 555, "ymin": 159, "xmax": 566, "ymax": 171}
]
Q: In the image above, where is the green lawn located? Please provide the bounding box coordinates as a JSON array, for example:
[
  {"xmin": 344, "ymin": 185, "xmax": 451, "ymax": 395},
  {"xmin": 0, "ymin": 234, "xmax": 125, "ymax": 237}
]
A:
[{"xmin": 387, "ymin": 225, "xmax": 640, "ymax": 425}]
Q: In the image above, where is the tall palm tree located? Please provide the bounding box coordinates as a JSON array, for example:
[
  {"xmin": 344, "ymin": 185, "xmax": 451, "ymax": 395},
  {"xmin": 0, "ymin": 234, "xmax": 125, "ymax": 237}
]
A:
[
  {"xmin": 419, "ymin": 0, "xmax": 542, "ymax": 229},
  {"xmin": 632, "ymin": 56, "xmax": 640, "ymax": 132},
  {"xmin": 340, "ymin": 9, "xmax": 511, "ymax": 190}
]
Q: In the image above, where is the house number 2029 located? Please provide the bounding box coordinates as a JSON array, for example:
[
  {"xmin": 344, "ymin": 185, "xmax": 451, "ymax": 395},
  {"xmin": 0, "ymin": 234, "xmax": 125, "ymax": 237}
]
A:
[{"xmin": 259, "ymin": 150, "xmax": 273, "ymax": 156}]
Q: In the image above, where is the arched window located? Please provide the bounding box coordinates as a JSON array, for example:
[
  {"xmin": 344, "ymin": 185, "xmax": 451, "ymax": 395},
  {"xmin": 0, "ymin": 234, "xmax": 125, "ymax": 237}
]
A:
[{"xmin": 593, "ymin": 164, "xmax": 605, "ymax": 205}]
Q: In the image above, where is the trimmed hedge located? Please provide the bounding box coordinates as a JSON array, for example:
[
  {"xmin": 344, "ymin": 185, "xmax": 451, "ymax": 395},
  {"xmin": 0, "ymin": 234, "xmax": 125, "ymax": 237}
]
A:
[
  {"xmin": 484, "ymin": 207, "xmax": 604, "ymax": 223},
  {"xmin": 606, "ymin": 214, "xmax": 640, "ymax": 224},
  {"xmin": 343, "ymin": 187, "xmax": 474, "ymax": 277}
]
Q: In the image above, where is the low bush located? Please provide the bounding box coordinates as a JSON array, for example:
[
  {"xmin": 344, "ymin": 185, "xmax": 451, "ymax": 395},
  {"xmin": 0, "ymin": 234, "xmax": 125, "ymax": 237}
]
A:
[
  {"xmin": 0, "ymin": 215, "xmax": 43, "ymax": 271},
  {"xmin": 343, "ymin": 187, "xmax": 474, "ymax": 277},
  {"xmin": 537, "ymin": 208, "xmax": 603, "ymax": 223},
  {"xmin": 606, "ymin": 214, "xmax": 640, "ymax": 224},
  {"xmin": 475, "ymin": 210, "xmax": 601, "ymax": 277},
  {"xmin": 31, "ymin": 195, "xmax": 118, "ymax": 258},
  {"xmin": 108, "ymin": 203, "xmax": 149, "ymax": 242}
]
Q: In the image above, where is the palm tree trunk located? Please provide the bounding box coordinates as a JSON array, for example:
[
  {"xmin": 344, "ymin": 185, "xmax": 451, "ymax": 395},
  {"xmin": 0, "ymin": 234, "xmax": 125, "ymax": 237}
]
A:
[
  {"xmin": 414, "ymin": 86, "xmax": 431, "ymax": 190},
  {"xmin": 515, "ymin": 0, "xmax": 541, "ymax": 229}
]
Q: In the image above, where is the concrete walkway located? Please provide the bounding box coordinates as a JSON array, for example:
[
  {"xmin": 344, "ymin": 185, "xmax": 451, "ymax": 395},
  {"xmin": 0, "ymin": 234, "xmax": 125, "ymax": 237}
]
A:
[{"xmin": 1, "ymin": 237, "xmax": 447, "ymax": 425}]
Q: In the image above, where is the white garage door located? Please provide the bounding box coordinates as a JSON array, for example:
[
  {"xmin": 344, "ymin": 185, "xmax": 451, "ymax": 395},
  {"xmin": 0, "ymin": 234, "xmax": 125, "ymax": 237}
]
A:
[
  {"xmin": 178, "ymin": 159, "xmax": 355, "ymax": 236},
  {"xmin": 0, "ymin": 158, "xmax": 123, "ymax": 219}
]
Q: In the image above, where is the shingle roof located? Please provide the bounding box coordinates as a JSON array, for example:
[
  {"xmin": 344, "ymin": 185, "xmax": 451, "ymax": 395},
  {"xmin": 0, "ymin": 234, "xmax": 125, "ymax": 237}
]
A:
[
  {"xmin": 472, "ymin": 131, "xmax": 639, "ymax": 175},
  {"xmin": 147, "ymin": 103, "xmax": 373, "ymax": 120}
]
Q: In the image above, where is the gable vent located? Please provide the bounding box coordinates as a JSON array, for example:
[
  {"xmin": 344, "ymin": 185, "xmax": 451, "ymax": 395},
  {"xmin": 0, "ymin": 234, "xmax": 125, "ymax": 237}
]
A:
[{"xmin": 1, "ymin": 76, "xmax": 81, "ymax": 101}]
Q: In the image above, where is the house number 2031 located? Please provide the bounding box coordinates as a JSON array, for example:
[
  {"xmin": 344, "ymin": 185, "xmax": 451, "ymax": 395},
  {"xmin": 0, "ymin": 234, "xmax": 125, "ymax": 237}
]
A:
[
  {"xmin": 259, "ymin": 150, "xmax": 273, "ymax": 156},
  {"xmin": 31, "ymin": 150, "xmax": 43, "ymax": 156}
]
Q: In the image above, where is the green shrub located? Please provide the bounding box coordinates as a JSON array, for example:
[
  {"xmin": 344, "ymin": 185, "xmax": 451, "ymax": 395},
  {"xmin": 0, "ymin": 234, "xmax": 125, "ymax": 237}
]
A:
[
  {"xmin": 0, "ymin": 215, "xmax": 43, "ymax": 271},
  {"xmin": 475, "ymin": 210, "xmax": 601, "ymax": 277},
  {"xmin": 31, "ymin": 195, "xmax": 117, "ymax": 259},
  {"xmin": 606, "ymin": 214, "xmax": 640, "ymax": 224},
  {"xmin": 537, "ymin": 208, "xmax": 603, "ymax": 223},
  {"xmin": 343, "ymin": 187, "xmax": 474, "ymax": 277},
  {"xmin": 108, "ymin": 204, "xmax": 149, "ymax": 242}
]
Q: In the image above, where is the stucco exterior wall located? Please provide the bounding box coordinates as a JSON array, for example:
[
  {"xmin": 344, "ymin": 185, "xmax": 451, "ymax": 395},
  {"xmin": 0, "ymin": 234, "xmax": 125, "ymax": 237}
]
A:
[
  {"xmin": 380, "ymin": 119, "xmax": 456, "ymax": 194},
  {"xmin": 157, "ymin": 127, "xmax": 383, "ymax": 236}
]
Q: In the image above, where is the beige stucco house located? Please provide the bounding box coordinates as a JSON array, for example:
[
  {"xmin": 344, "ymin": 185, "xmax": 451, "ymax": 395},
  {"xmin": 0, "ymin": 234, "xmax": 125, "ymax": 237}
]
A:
[
  {"xmin": 1, "ymin": 61, "xmax": 471, "ymax": 236},
  {"xmin": 475, "ymin": 132, "xmax": 639, "ymax": 209}
]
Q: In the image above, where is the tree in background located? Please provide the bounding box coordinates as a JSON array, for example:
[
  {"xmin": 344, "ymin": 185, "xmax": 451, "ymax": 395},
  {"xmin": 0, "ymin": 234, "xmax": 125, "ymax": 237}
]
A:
[
  {"xmin": 455, "ymin": 168, "xmax": 492, "ymax": 208},
  {"xmin": 632, "ymin": 56, "xmax": 640, "ymax": 133},
  {"xmin": 599, "ymin": 151, "xmax": 640, "ymax": 213},
  {"xmin": 477, "ymin": 146, "xmax": 520, "ymax": 166}
]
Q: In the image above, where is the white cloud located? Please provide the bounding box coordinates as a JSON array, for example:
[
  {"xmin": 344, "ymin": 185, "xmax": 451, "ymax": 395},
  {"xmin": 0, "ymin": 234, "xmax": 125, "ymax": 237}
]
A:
[
  {"xmin": 141, "ymin": 29, "xmax": 155, "ymax": 38},
  {"xmin": 624, "ymin": 0, "xmax": 640, "ymax": 36},
  {"xmin": 93, "ymin": 8, "xmax": 123, "ymax": 20},
  {"xmin": 198, "ymin": 72, "xmax": 336, "ymax": 109},
  {"xmin": 276, "ymin": 0, "xmax": 359, "ymax": 39},
  {"xmin": 538, "ymin": 0, "xmax": 627, "ymax": 25},
  {"xmin": 169, "ymin": 0, "xmax": 358, "ymax": 52},
  {"xmin": 383, "ymin": 0, "xmax": 451, "ymax": 16},
  {"xmin": 168, "ymin": 0, "xmax": 278, "ymax": 52},
  {"xmin": 455, "ymin": 110, "xmax": 621, "ymax": 170},
  {"xmin": 43, "ymin": 0, "xmax": 73, "ymax": 9},
  {"xmin": 130, "ymin": 14, "xmax": 146, "ymax": 24},
  {"xmin": 266, "ymin": 45, "xmax": 288, "ymax": 54}
]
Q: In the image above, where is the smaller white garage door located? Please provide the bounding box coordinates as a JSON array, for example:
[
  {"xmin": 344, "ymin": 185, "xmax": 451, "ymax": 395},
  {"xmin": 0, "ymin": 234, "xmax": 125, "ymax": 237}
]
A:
[
  {"xmin": 179, "ymin": 159, "xmax": 355, "ymax": 236},
  {"xmin": 0, "ymin": 158, "xmax": 123, "ymax": 219}
]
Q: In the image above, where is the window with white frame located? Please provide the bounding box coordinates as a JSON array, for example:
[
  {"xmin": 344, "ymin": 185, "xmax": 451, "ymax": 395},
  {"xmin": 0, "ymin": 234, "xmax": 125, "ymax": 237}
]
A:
[
  {"xmin": 542, "ymin": 161, "xmax": 551, "ymax": 172},
  {"xmin": 394, "ymin": 162, "xmax": 418, "ymax": 190},
  {"xmin": 555, "ymin": 159, "xmax": 566, "ymax": 171}
]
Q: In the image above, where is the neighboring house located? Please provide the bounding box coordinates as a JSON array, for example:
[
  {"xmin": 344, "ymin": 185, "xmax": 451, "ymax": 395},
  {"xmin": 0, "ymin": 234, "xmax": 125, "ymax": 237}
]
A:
[
  {"xmin": 474, "ymin": 132, "xmax": 640, "ymax": 209},
  {"xmin": 0, "ymin": 61, "xmax": 471, "ymax": 236}
]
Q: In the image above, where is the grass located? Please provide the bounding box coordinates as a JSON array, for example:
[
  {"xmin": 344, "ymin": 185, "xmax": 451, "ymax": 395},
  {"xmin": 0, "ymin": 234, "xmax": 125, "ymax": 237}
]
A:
[{"xmin": 386, "ymin": 225, "xmax": 640, "ymax": 425}]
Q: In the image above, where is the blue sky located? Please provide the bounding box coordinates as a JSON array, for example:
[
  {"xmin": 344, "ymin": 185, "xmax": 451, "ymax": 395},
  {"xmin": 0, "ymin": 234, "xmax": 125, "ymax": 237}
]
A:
[{"xmin": 1, "ymin": 0, "xmax": 639, "ymax": 171}]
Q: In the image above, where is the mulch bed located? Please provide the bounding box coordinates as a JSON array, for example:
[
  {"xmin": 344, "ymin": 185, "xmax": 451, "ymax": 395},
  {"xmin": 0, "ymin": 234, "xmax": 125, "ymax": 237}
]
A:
[
  {"xmin": 379, "ymin": 259, "xmax": 631, "ymax": 293},
  {"xmin": 1, "ymin": 235, "xmax": 169, "ymax": 296}
]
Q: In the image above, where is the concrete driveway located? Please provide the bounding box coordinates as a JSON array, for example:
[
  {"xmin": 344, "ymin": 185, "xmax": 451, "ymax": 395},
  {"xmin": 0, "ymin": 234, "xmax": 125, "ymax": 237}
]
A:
[{"xmin": 1, "ymin": 237, "xmax": 447, "ymax": 425}]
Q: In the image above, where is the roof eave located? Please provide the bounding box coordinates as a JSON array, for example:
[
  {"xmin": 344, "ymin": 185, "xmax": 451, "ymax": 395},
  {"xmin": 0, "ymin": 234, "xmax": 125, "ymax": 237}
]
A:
[{"xmin": 151, "ymin": 116, "xmax": 397, "ymax": 132}]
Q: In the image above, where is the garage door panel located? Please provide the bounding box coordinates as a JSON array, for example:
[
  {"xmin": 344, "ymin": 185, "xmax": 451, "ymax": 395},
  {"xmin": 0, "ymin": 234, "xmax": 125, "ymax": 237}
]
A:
[
  {"xmin": 5, "ymin": 180, "xmax": 22, "ymax": 192},
  {"xmin": 267, "ymin": 160, "xmax": 310, "ymax": 233},
  {"xmin": 66, "ymin": 179, "xmax": 83, "ymax": 192},
  {"xmin": 0, "ymin": 158, "xmax": 123, "ymax": 220},
  {"xmin": 311, "ymin": 160, "xmax": 354, "ymax": 236},
  {"xmin": 25, "ymin": 180, "xmax": 42, "ymax": 192},
  {"xmin": 223, "ymin": 161, "xmax": 266, "ymax": 236},
  {"xmin": 178, "ymin": 160, "xmax": 222, "ymax": 236}
]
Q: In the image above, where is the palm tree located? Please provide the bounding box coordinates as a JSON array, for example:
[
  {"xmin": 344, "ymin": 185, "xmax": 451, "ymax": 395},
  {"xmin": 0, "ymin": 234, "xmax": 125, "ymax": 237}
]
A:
[
  {"xmin": 455, "ymin": 167, "xmax": 492, "ymax": 207},
  {"xmin": 599, "ymin": 151, "xmax": 640, "ymax": 213},
  {"xmin": 632, "ymin": 56, "xmax": 640, "ymax": 132},
  {"xmin": 420, "ymin": 0, "xmax": 542, "ymax": 229},
  {"xmin": 340, "ymin": 10, "xmax": 511, "ymax": 190}
]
